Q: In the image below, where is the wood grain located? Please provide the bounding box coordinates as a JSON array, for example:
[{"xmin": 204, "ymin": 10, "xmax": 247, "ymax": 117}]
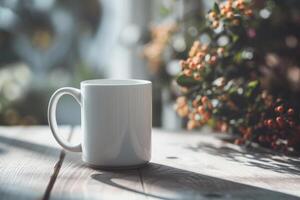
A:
[
  {"xmin": 50, "ymin": 127, "xmax": 300, "ymax": 200},
  {"xmin": 1, "ymin": 126, "xmax": 299, "ymax": 200},
  {"xmin": 50, "ymin": 127, "xmax": 146, "ymax": 200},
  {"xmin": 0, "ymin": 126, "xmax": 71, "ymax": 200},
  {"xmin": 139, "ymin": 129, "xmax": 300, "ymax": 199}
]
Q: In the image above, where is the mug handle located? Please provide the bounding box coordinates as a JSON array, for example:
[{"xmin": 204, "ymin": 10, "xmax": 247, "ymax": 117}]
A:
[{"xmin": 48, "ymin": 87, "xmax": 82, "ymax": 152}]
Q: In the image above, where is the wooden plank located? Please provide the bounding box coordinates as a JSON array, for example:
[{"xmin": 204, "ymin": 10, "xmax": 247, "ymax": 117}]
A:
[
  {"xmin": 50, "ymin": 127, "xmax": 300, "ymax": 200},
  {"xmin": 139, "ymin": 128, "xmax": 300, "ymax": 200},
  {"xmin": 0, "ymin": 126, "xmax": 71, "ymax": 200},
  {"xmin": 50, "ymin": 127, "xmax": 146, "ymax": 200}
]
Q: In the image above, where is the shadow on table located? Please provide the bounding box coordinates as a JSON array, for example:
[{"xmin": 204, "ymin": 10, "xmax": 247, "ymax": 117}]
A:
[
  {"xmin": 0, "ymin": 134, "xmax": 60, "ymax": 157},
  {"xmin": 185, "ymin": 140, "xmax": 300, "ymax": 176},
  {"xmin": 91, "ymin": 163, "xmax": 299, "ymax": 200},
  {"xmin": 0, "ymin": 134, "xmax": 63, "ymax": 199}
]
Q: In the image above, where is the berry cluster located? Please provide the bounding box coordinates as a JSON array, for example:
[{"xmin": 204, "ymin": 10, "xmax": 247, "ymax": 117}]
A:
[
  {"xmin": 180, "ymin": 41, "xmax": 219, "ymax": 81},
  {"xmin": 174, "ymin": 0, "xmax": 300, "ymax": 153},
  {"xmin": 143, "ymin": 24, "xmax": 177, "ymax": 74},
  {"xmin": 264, "ymin": 105, "xmax": 295, "ymax": 130},
  {"xmin": 255, "ymin": 99, "xmax": 299, "ymax": 151},
  {"xmin": 208, "ymin": 0, "xmax": 253, "ymax": 29},
  {"xmin": 175, "ymin": 95, "xmax": 213, "ymax": 130}
]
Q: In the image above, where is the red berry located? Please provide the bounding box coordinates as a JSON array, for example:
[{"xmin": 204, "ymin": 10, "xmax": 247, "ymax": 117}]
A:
[
  {"xmin": 201, "ymin": 96, "xmax": 209, "ymax": 104},
  {"xmin": 287, "ymin": 108, "xmax": 294, "ymax": 116},
  {"xmin": 276, "ymin": 116, "xmax": 285, "ymax": 127},
  {"xmin": 267, "ymin": 119, "xmax": 274, "ymax": 128},
  {"xmin": 190, "ymin": 62, "xmax": 197, "ymax": 69},
  {"xmin": 197, "ymin": 105, "xmax": 205, "ymax": 114},
  {"xmin": 275, "ymin": 105, "xmax": 284, "ymax": 113}
]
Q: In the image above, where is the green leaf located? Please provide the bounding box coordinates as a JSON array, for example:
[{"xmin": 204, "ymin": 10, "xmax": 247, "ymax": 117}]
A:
[
  {"xmin": 232, "ymin": 34, "xmax": 239, "ymax": 43},
  {"xmin": 176, "ymin": 73, "xmax": 201, "ymax": 87},
  {"xmin": 247, "ymin": 80, "xmax": 259, "ymax": 89},
  {"xmin": 213, "ymin": 2, "xmax": 220, "ymax": 14},
  {"xmin": 229, "ymin": 87, "xmax": 237, "ymax": 94},
  {"xmin": 245, "ymin": 80, "xmax": 260, "ymax": 97},
  {"xmin": 233, "ymin": 52, "xmax": 243, "ymax": 63}
]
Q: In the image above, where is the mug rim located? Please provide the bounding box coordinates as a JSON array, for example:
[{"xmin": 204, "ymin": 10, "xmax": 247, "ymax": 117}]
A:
[{"xmin": 81, "ymin": 79, "xmax": 151, "ymax": 86}]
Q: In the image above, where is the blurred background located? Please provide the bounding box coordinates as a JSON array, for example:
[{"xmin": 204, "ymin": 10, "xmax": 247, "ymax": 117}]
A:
[
  {"xmin": 1, "ymin": 0, "xmax": 300, "ymax": 130},
  {"xmin": 0, "ymin": 0, "xmax": 209, "ymax": 128}
]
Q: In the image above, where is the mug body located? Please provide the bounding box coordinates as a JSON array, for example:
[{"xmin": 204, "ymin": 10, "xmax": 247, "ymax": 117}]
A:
[{"xmin": 81, "ymin": 79, "xmax": 152, "ymax": 168}]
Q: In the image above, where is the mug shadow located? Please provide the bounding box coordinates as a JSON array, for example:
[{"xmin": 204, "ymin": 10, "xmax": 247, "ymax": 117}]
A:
[{"xmin": 91, "ymin": 162, "xmax": 300, "ymax": 200}]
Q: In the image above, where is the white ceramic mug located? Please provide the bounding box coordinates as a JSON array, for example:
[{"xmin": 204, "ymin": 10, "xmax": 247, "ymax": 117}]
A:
[{"xmin": 48, "ymin": 79, "xmax": 152, "ymax": 169}]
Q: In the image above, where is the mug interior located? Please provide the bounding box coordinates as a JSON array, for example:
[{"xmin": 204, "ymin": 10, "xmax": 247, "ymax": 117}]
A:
[{"xmin": 81, "ymin": 79, "xmax": 151, "ymax": 86}]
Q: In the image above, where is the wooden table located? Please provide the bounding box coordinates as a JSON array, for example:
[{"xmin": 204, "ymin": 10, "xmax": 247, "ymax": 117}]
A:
[{"xmin": 0, "ymin": 126, "xmax": 299, "ymax": 200}]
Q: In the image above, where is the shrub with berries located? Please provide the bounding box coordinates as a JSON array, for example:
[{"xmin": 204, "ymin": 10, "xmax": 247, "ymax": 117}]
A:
[{"xmin": 175, "ymin": 0, "xmax": 300, "ymax": 153}]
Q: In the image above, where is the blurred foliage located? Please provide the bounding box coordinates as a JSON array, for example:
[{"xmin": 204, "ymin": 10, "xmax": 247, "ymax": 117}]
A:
[
  {"xmin": 143, "ymin": 0, "xmax": 206, "ymax": 86},
  {"xmin": 0, "ymin": 0, "xmax": 103, "ymax": 125},
  {"xmin": 173, "ymin": 0, "xmax": 300, "ymax": 153}
]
